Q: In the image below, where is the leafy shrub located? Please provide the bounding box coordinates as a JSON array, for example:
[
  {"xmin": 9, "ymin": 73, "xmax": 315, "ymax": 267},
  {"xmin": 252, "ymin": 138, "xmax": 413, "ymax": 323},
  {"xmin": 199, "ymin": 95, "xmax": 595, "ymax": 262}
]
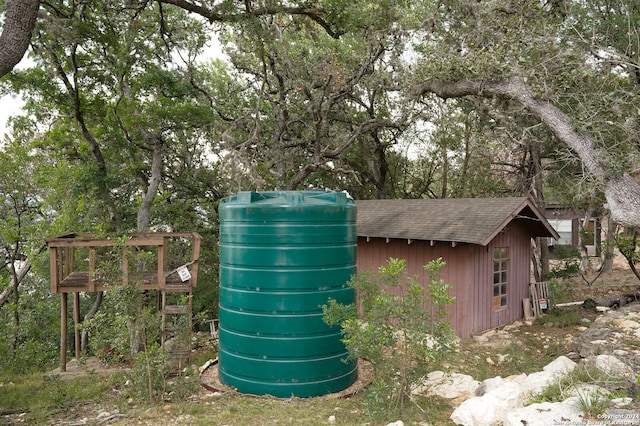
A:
[
  {"xmin": 547, "ymin": 278, "xmax": 572, "ymax": 305},
  {"xmin": 323, "ymin": 257, "xmax": 457, "ymax": 418},
  {"xmin": 546, "ymin": 246, "xmax": 581, "ymax": 280}
]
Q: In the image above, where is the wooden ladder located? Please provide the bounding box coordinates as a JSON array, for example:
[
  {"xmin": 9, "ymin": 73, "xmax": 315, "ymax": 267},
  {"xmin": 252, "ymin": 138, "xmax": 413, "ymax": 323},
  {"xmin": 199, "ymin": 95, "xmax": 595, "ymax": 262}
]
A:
[{"xmin": 161, "ymin": 282, "xmax": 193, "ymax": 369}]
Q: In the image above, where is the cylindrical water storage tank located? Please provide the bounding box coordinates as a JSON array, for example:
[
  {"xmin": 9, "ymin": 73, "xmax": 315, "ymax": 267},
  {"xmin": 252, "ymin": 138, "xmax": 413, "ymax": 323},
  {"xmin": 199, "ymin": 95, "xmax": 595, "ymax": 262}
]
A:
[{"xmin": 218, "ymin": 190, "xmax": 358, "ymax": 397}]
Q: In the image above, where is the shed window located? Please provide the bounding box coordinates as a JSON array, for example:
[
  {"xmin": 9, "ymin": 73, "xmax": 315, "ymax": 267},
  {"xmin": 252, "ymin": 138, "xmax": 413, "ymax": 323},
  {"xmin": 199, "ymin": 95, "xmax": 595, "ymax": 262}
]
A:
[{"xmin": 493, "ymin": 248, "xmax": 508, "ymax": 310}]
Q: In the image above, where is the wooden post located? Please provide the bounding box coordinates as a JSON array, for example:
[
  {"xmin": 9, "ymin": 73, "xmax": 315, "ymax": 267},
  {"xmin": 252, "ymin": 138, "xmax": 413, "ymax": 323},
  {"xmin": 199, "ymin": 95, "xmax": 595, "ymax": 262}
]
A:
[
  {"xmin": 523, "ymin": 298, "xmax": 534, "ymax": 321},
  {"xmin": 88, "ymin": 247, "xmax": 95, "ymax": 292},
  {"xmin": 49, "ymin": 247, "xmax": 58, "ymax": 294},
  {"xmin": 190, "ymin": 234, "xmax": 201, "ymax": 288},
  {"xmin": 60, "ymin": 293, "xmax": 67, "ymax": 372},
  {"xmin": 73, "ymin": 292, "xmax": 80, "ymax": 359},
  {"xmin": 157, "ymin": 240, "xmax": 166, "ymax": 289}
]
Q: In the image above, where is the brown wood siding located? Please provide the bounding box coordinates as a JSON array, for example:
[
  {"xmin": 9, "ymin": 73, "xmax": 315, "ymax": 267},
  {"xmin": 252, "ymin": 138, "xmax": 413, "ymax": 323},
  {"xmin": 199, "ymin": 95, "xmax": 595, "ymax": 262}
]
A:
[
  {"xmin": 357, "ymin": 221, "xmax": 533, "ymax": 339},
  {"xmin": 357, "ymin": 238, "xmax": 472, "ymax": 338}
]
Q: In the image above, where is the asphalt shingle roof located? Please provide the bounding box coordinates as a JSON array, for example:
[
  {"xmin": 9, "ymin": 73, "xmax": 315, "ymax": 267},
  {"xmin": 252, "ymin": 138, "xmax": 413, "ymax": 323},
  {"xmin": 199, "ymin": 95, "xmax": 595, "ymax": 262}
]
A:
[{"xmin": 356, "ymin": 197, "xmax": 558, "ymax": 246}]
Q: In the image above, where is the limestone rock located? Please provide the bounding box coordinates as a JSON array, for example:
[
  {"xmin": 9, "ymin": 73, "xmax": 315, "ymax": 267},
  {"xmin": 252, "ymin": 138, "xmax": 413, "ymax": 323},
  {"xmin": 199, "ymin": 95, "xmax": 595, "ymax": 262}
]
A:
[
  {"xmin": 413, "ymin": 371, "xmax": 479, "ymax": 405},
  {"xmin": 587, "ymin": 354, "xmax": 636, "ymax": 381},
  {"xmin": 450, "ymin": 382, "xmax": 523, "ymax": 426},
  {"xmin": 503, "ymin": 397, "xmax": 585, "ymax": 426}
]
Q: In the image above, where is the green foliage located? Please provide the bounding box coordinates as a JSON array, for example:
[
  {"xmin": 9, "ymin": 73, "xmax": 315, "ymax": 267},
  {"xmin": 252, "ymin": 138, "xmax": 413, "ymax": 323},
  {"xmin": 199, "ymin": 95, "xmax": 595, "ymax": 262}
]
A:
[
  {"xmin": 574, "ymin": 388, "xmax": 610, "ymax": 418},
  {"xmin": 546, "ymin": 247, "xmax": 581, "ymax": 280},
  {"xmin": 534, "ymin": 307, "xmax": 583, "ymax": 328},
  {"xmin": 0, "ymin": 276, "xmax": 59, "ymax": 375},
  {"xmin": 323, "ymin": 257, "xmax": 457, "ymax": 417},
  {"xmin": 79, "ymin": 285, "xmax": 161, "ymax": 363},
  {"xmin": 546, "ymin": 278, "xmax": 572, "ymax": 305},
  {"xmin": 531, "ymin": 363, "xmax": 635, "ymax": 412},
  {"xmin": 615, "ymin": 230, "xmax": 640, "ymax": 264}
]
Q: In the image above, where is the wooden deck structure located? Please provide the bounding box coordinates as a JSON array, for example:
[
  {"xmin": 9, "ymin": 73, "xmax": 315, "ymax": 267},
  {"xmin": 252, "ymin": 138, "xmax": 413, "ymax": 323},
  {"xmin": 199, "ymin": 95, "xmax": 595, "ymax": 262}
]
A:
[{"xmin": 46, "ymin": 232, "xmax": 202, "ymax": 372}]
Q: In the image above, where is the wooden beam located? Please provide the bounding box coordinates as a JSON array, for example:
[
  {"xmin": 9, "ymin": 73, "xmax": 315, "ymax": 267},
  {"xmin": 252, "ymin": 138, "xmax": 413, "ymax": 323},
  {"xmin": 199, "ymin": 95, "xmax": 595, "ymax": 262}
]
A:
[
  {"xmin": 60, "ymin": 293, "xmax": 67, "ymax": 372},
  {"xmin": 48, "ymin": 232, "xmax": 201, "ymax": 293},
  {"xmin": 47, "ymin": 238, "xmax": 164, "ymax": 248},
  {"xmin": 50, "ymin": 247, "xmax": 58, "ymax": 293}
]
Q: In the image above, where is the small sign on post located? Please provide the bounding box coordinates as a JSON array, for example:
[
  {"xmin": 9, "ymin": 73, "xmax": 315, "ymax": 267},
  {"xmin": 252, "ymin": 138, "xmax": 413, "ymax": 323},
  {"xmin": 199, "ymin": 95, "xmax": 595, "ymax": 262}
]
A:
[
  {"xmin": 177, "ymin": 265, "xmax": 192, "ymax": 282},
  {"xmin": 539, "ymin": 298, "xmax": 548, "ymax": 310}
]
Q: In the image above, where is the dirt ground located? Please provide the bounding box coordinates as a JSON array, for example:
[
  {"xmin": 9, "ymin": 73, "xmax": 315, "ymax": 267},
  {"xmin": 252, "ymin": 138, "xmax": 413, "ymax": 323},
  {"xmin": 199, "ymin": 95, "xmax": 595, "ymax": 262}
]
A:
[{"xmin": 48, "ymin": 357, "xmax": 130, "ymax": 381}]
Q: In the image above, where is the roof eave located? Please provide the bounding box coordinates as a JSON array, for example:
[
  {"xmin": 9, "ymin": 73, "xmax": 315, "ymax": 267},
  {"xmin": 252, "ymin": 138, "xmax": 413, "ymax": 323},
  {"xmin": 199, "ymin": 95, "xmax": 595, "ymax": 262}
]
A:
[{"xmin": 479, "ymin": 198, "xmax": 560, "ymax": 246}]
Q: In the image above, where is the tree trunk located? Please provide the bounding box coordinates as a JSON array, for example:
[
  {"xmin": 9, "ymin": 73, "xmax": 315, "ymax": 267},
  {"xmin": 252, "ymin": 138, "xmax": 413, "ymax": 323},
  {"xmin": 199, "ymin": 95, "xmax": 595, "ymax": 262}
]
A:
[
  {"xmin": 80, "ymin": 291, "xmax": 103, "ymax": 353},
  {"xmin": 528, "ymin": 138, "xmax": 550, "ymax": 281},
  {"xmin": 137, "ymin": 137, "xmax": 164, "ymax": 232},
  {"xmin": 0, "ymin": 0, "xmax": 40, "ymax": 78},
  {"xmin": 578, "ymin": 212, "xmax": 593, "ymax": 274},
  {"xmin": 415, "ymin": 77, "xmax": 640, "ymax": 228},
  {"xmin": 367, "ymin": 132, "xmax": 389, "ymax": 199},
  {"xmin": 10, "ymin": 262, "xmax": 19, "ymax": 353},
  {"xmin": 601, "ymin": 216, "xmax": 617, "ymax": 272},
  {"xmin": 0, "ymin": 244, "xmax": 45, "ymax": 309}
]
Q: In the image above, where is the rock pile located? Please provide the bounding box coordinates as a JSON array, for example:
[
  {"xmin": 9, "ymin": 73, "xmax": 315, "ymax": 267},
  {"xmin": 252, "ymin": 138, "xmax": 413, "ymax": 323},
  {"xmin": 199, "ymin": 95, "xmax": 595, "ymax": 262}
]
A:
[{"xmin": 412, "ymin": 304, "xmax": 640, "ymax": 425}]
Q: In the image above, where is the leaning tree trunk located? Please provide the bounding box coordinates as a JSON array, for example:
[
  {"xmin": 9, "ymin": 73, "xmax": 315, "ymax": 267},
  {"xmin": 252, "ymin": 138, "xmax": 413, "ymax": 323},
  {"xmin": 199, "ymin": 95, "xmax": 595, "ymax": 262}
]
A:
[
  {"xmin": 0, "ymin": 244, "xmax": 44, "ymax": 309},
  {"xmin": 415, "ymin": 76, "xmax": 640, "ymax": 229},
  {"xmin": 80, "ymin": 291, "xmax": 103, "ymax": 352}
]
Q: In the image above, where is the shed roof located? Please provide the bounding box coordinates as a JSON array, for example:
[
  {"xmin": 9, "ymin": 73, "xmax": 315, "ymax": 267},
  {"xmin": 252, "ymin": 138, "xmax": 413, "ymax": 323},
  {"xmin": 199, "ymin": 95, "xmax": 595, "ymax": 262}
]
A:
[{"xmin": 356, "ymin": 197, "xmax": 559, "ymax": 246}]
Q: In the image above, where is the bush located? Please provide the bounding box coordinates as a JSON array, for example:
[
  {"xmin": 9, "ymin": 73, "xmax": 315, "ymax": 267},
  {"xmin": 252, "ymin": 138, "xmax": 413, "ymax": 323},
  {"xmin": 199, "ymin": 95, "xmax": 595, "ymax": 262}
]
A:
[
  {"xmin": 323, "ymin": 257, "xmax": 457, "ymax": 418},
  {"xmin": 535, "ymin": 307, "xmax": 583, "ymax": 328},
  {"xmin": 547, "ymin": 278, "xmax": 572, "ymax": 305}
]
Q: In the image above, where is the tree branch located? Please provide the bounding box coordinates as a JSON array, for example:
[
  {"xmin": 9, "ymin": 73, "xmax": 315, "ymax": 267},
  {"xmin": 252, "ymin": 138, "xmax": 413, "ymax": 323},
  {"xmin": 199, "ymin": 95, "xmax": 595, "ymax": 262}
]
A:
[
  {"xmin": 415, "ymin": 76, "xmax": 640, "ymax": 227},
  {"xmin": 157, "ymin": 0, "xmax": 344, "ymax": 38}
]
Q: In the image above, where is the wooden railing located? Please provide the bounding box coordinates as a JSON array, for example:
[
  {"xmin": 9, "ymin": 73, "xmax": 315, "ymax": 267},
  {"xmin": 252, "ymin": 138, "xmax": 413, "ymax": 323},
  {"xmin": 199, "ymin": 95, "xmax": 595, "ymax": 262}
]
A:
[
  {"xmin": 47, "ymin": 232, "xmax": 202, "ymax": 293},
  {"xmin": 46, "ymin": 232, "xmax": 202, "ymax": 372}
]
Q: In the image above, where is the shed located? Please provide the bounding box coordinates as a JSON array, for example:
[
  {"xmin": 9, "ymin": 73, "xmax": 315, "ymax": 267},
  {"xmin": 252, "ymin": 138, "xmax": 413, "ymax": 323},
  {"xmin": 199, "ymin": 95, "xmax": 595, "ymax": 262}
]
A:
[{"xmin": 356, "ymin": 197, "xmax": 559, "ymax": 338}]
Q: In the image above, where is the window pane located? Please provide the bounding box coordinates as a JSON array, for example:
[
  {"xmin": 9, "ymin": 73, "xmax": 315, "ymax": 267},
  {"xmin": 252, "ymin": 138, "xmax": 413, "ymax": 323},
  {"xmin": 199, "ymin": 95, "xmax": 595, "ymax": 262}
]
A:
[{"xmin": 492, "ymin": 248, "xmax": 509, "ymax": 310}]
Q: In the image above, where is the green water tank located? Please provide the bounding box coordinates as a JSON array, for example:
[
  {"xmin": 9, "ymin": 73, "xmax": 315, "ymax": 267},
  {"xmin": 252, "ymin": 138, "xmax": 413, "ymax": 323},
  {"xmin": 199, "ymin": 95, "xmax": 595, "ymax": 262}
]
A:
[{"xmin": 218, "ymin": 190, "xmax": 357, "ymax": 397}]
